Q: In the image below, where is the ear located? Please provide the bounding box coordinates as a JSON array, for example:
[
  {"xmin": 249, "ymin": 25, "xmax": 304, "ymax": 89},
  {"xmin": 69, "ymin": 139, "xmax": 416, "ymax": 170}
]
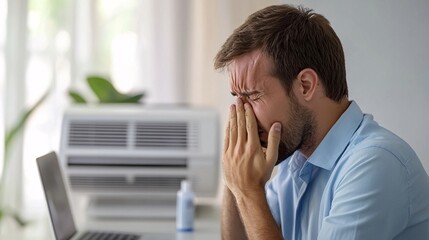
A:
[{"xmin": 295, "ymin": 68, "xmax": 319, "ymax": 102}]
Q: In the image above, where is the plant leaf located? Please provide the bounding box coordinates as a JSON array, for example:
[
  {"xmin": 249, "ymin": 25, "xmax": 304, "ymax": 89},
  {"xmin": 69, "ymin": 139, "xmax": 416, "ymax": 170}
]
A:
[
  {"xmin": 68, "ymin": 90, "xmax": 87, "ymax": 103},
  {"xmin": 86, "ymin": 75, "xmax": 145, "ymax": 104},
  {"xmin": 0, "ymin": 208, "xmax": 29, "ymax": 226},
  {"xmin": 4, "ymin": 89, "xmax": 50, "ymax": 161},
  {"xmin": 117, "ymin": 93, "xmax": 144, "ymax": 103},
  {"xmin": 1, "ymin": 89, "xmax": 50, "ymax": 227},
  {"xmin": 87, "ymin": 76, "xmax": 123, "ymax": 103},
  {"xmin": 12, "ymin": 211, "xmax": 29, "ymax": 226}
]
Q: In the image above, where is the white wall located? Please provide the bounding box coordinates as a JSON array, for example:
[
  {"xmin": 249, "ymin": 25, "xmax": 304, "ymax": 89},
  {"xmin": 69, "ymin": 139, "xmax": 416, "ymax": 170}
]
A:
[{"xmin": 282, "ymin": 0, "xmax": 429, "ymax": 172}]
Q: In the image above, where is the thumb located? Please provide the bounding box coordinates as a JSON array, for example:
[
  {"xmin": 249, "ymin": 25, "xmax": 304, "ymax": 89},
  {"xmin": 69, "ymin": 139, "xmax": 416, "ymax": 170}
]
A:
[{"xmin": 266, "ymin": 122, "xmax": 281, "ymax": 167}]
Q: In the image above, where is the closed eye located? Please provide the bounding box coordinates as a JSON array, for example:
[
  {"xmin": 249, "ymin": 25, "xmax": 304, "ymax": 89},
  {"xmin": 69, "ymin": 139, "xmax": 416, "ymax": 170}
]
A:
[
  {"xmin": 230, "ymin": 91, "xmax": 263, "ymax": 102},
  {"xmin": 249, "ymin": 94, "xmax": 262, "ymax": 102}
]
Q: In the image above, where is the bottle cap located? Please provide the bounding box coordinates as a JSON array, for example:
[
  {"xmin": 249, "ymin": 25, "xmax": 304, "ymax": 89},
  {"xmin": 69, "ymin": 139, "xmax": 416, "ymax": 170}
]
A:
[{"xmin": 181, "ymin": 180, "xmax": 191, "ymax": 192}]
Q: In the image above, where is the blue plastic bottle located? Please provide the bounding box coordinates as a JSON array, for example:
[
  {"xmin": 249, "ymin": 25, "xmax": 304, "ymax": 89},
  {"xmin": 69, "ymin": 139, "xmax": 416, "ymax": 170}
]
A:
[{"xmin": 176, "ymin": 180, "xmax": 195, "ymax": 232}]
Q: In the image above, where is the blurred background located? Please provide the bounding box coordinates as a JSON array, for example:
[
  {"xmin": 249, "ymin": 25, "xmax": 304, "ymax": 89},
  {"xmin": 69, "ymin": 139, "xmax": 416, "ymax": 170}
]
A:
[{"xmin": 0, "ymin": 0, "xmax": 428, "ymax": 226}]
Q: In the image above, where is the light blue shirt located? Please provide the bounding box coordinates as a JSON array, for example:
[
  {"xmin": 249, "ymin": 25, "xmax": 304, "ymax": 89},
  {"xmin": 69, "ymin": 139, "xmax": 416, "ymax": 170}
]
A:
[{"xmin": 266, "ymin": 101, "xmax": 429, "ymax": 240}]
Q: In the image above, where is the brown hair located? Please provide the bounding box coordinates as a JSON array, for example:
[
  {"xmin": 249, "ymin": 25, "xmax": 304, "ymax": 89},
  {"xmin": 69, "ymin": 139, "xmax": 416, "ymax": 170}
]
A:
[{"xmin": 214, "ymin": 4, "xmax": 348, "ymax": 102}]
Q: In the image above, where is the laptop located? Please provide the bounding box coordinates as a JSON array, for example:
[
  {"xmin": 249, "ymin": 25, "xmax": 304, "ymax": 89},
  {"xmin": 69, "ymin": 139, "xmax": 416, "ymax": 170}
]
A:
[{"xmin": 37, "ymin": 151, "xmax": 174, "ymax": 240}]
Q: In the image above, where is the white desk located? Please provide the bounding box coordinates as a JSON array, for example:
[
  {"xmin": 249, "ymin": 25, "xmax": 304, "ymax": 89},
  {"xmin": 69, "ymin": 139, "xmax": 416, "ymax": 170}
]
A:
[{"xmin": 0, "ymin": 203, "xmax": 221, "ymax": 240}]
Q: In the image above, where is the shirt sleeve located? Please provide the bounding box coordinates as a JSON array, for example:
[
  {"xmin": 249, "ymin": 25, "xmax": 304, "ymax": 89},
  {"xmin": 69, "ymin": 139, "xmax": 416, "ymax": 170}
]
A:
[{"xmin": 318, "ymin": 147, "xmax": 410, "ymax": 240}]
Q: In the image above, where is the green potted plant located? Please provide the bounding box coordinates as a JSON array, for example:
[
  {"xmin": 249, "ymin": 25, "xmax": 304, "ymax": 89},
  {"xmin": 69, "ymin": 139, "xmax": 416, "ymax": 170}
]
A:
[
  {"xmin": 0, "ymin": 90, "xmax": 50, "ymax": 226},
  {"xmin": 68, "ymin": 75, "xmax": 144, "ymax": 104}
]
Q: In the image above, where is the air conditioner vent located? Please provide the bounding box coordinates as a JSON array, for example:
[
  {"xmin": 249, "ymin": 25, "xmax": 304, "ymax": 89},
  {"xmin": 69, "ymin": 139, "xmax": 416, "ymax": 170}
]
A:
[
  {"xmin": 70, "ymin": 176, "xmax": 185, "ymax": 192},
  {"xmin": 135, "ymin": 122, "xmax": 189, "ymax": 149},
  {"xmin": 68, "ymin": 122, "xmax": 128, "ymax": 148},
  {"xmin": 67, "ymin": 156, "xmax": 187, "ymax": 167}
]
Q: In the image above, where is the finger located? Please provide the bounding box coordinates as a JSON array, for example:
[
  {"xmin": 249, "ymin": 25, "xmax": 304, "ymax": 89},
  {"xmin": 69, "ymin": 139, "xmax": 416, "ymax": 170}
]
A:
[
  {"xmin": 223, "ymin": 119, "xmax": 230, "ymax": 153},
  {"xmin": 229, "ymin": 104, "xmax": 237, "ymax": 148},
  {"xmin": 236, "ymin": 98, "xmax": 246, "ymax": 143},
  {"xmin": 244, "ymin": 103, "xmax": 259, "ymax": 146},
  {"xmin": 265, "ymin": 122, "xmax": 282, "ymax": 167}
]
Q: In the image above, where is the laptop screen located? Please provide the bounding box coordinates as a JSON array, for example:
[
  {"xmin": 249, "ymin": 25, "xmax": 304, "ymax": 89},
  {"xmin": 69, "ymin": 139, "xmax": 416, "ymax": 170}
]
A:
[{"xmin": 37, "ymin": 151, "xmax": 77, "ymax": 240}]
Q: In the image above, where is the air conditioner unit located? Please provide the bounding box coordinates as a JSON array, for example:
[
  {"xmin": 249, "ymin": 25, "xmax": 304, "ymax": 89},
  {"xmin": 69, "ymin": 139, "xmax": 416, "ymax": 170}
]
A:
[{"xmin": 59, "ymin": 105, "xmax": 219, "ymax": 218}]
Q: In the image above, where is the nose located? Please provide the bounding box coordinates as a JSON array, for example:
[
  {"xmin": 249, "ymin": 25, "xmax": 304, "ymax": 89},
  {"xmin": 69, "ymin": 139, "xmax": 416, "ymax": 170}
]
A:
[{"xmin": 237, "ymin": 96, "xmax": 249, "ymax": 105}]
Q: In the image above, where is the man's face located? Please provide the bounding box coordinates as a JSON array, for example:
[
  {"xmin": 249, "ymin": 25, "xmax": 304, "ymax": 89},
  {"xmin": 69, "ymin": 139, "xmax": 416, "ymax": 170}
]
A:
[{"xmin": 228, "ymin": 50, "xmax": 315, "ymax": 164}]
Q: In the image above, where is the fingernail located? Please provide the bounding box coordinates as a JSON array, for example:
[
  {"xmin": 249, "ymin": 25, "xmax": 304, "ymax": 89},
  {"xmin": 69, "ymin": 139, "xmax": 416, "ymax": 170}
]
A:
[{"xmin": 274, "ymin": 122, "xmax": 281, "ymax": 132}]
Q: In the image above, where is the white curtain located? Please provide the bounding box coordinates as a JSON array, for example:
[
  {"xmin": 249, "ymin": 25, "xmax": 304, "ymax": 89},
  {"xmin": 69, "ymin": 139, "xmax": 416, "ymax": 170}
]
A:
[{"xmin": 0, "ymin": 0, "xmax": 28, "ymax": 219}]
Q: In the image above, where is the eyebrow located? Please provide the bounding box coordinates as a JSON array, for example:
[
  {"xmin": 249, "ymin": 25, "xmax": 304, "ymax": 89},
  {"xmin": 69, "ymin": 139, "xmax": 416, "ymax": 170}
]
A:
[{"xmin": 230, "ymin": 91, "xmax": 261, "ymax": 98}]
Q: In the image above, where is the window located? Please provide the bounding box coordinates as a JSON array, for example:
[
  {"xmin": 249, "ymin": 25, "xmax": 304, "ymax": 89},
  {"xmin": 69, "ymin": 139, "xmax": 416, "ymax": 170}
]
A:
[
  {"xmin": 91, "ymin": 0, "xmax": 142, "ymax": 92},
  {"xmin": 22, "ymin": 0, "xmax": 72, "ymax": 218},
  {"xmin": 72, "ymin": 0, "xmax": 145, "ymax": 96},
  {"xmin": 22, "ymin": 0, "xmax": 149, "ymax": 218},
  {"xmin": 5, "ymin": 0, "xmax": 186, "ymax": 219}
]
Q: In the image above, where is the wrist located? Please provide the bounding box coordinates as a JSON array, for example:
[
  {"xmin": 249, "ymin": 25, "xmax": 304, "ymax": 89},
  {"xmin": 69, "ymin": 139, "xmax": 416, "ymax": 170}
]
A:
[{"xmin": 234, "ymin": 187, "xmax": 266, "ymax": 203}]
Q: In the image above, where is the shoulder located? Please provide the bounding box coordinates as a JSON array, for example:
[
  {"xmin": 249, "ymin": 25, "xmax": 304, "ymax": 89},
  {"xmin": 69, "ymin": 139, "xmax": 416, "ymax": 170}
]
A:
[
  {"xmin": 346, "ymin": 114, "xmax": 419, "ymax": 168},
  {"xmin": 330, "ymin": 114, "xmax": 426, "ymax": 192},
  {"xmin": 330, "ymin": 114, "xmax": 429, "ymax": 207}
]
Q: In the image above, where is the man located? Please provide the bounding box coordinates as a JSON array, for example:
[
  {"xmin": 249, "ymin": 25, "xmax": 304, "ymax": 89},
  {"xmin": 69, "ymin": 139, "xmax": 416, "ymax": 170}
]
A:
[{"xmin": 214, "ymin": 4, "xmax": 429, "ymax": 240}]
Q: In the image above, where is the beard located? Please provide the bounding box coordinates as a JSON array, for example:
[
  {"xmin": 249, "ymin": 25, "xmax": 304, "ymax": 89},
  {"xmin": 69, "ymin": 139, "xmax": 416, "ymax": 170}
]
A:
[{"xmin": 275, "ymin": 95, "xmax": 315, "ymax": 165}]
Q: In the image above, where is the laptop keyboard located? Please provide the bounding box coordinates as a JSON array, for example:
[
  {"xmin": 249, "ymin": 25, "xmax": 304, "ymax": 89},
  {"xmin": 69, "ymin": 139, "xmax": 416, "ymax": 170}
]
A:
[{"xmin": 78, "ymin": 231, "xmax": 140, "ymax": 240}]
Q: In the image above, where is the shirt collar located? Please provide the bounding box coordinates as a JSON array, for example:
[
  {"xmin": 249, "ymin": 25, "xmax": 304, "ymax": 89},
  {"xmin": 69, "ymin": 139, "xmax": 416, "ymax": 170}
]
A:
[{"xmin": 307, "ymin": 101, "xmax": 364, "ymax": 171}]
